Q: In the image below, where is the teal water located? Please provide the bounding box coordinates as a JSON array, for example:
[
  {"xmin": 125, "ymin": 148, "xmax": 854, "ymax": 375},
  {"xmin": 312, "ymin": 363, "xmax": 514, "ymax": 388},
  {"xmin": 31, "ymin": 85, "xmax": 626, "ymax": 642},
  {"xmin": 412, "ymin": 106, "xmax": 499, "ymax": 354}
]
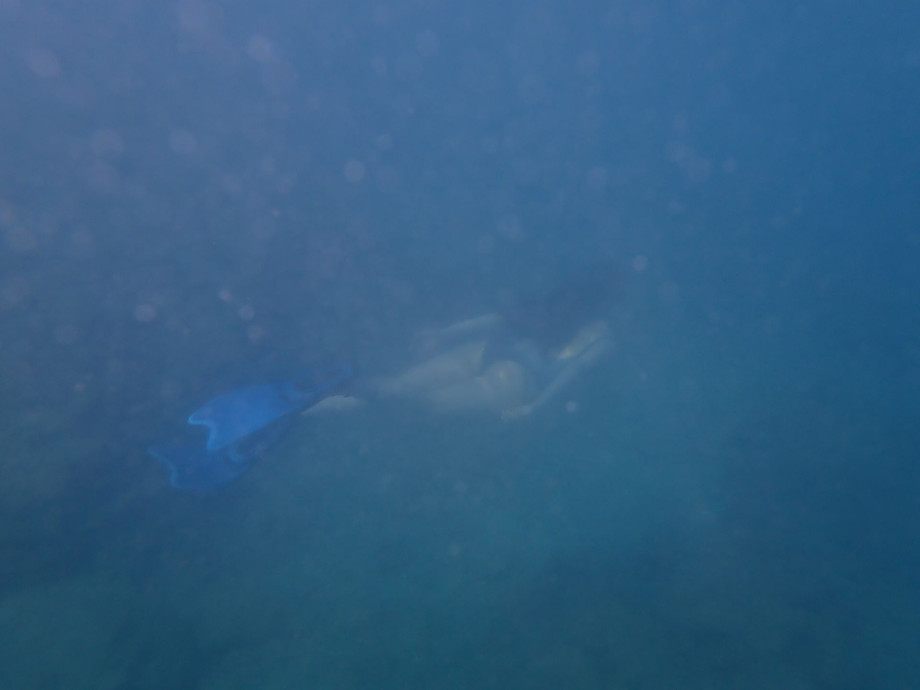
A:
[
  {"xmin": 4, "ymin": 296, "xmax": 917, "ymax": 687},
  {"xmin": 2, "ymin": 0, "xmax": 919, "ymax": 687}
]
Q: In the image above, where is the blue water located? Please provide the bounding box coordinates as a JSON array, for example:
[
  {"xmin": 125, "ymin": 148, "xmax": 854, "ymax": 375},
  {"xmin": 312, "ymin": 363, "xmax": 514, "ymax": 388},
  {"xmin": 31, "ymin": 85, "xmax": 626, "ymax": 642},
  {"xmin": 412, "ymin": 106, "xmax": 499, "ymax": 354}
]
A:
[{"xmin": 1, "ymin": 0, "xmax": 919, "ymax": 687}]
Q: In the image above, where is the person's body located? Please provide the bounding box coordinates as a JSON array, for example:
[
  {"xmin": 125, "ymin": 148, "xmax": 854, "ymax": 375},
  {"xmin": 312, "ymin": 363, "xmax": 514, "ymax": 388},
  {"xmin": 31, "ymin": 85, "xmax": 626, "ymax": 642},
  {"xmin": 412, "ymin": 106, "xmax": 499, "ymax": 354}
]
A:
[{"xmin": 368, "ymin": 263, "xmax": 619, "ymax": 419}]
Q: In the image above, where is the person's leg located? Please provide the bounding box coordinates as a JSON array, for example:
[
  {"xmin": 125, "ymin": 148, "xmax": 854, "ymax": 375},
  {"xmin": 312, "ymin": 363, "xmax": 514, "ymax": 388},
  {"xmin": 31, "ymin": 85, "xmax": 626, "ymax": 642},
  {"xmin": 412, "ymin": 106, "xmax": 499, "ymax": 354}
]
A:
[
  {"xmin": 425, "ymin": 359, "xmax": 537, "ymax": 414},
  {"xmin": 370, "ymin": 340, "xmax": 487, "ymax": 398}
]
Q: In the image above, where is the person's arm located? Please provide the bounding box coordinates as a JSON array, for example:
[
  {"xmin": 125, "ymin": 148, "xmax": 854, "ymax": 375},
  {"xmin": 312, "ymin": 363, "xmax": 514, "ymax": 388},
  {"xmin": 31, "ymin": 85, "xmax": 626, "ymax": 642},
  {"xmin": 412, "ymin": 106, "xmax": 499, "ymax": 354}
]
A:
[
  {"xmin": 301, "ymin": 395, "xmax": 365, "ymax": 416},
  {"xmin": 502, "ymin": 323, "xmax": 612, "ymax": 420},
  {"xmin": 413, "ymin": 313, "xmax": 504, "ymax": 354}
]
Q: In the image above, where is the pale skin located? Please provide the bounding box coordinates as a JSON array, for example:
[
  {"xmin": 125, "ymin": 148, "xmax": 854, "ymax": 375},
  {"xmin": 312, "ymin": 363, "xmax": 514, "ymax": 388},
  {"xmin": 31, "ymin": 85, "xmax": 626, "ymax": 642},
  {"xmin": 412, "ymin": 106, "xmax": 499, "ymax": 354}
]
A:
[
  {"xmin": 501, "ymin": 325, "xmax": 611, "ymax": 420},
  {"xmin": 369, "ymin": 315, "xmax": 612, "ymax": 419}
]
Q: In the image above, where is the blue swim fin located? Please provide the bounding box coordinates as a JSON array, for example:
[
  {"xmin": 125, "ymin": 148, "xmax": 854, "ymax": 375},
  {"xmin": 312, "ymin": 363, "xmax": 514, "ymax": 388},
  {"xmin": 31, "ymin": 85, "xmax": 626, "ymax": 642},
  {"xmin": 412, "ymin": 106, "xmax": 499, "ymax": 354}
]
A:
[
  {"xmin": 150, "ymin": 363, "xmax": 352, "ymax": 490},
  {"xmin": 188, "ymin": 382, "xmax": 305, "ymax": 452},
  {"xmin": 148, "ymin": 444, "xmax": 251, "ymax": 491}
]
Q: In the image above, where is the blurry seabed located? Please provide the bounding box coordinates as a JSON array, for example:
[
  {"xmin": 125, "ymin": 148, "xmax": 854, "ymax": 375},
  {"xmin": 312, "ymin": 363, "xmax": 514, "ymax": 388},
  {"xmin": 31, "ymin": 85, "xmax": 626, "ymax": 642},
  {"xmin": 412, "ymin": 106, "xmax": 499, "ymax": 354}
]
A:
[{"xmin": 2, "ymin": 302, "xmax": 918, "ymax": 689}]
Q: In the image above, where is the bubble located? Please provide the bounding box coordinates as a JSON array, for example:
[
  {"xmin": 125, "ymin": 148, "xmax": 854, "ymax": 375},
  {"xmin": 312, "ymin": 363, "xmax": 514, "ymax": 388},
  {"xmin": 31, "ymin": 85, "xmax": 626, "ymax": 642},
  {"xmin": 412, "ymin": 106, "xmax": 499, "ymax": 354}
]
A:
[
  {"xmin": 394, "ymin": 54, "xmax": 422, "ymax": 80},
  {"xmin": 238, "ymin": 305, "xmax": 255, "ymax": 320},
  {"xmin": 86, "ymin": 160, "xmax": 120, "ymax": 194},
  {"xmin": 26, "ymin": 48, "xmax": 61, "ymax": 78},
  {"xmin": 176, "ymin": 0, "xmax": 212, "ymax": 33},
  {"xmin": 260, "ymin": 156, "xmax": 276, "ymax": 174},
  {"xmin": 169, "ymin": 129, "xmax": 198, "ymax": 155},
  {"xmin": 69, "ymin": 230, "xmax": 96, "ymax": 259},
  {"xmin": 1, "ymin": 276, "xmax": 30, "ymax": 308},
  {"xmin": 475, "ymin": 235, "xmax": 494, "ymax": 255},
  {"xmin": 134, "ymin": 304, "xmax": 157, "ymax": 322},
  {"xmin": 247, "ymin": 35, "xmax": 277, "ymax": 63},
  {"xmin": 666, "ymin": 140, "xmax": 712, "ymax": 184},
  {"xmin": 6, "ymin": 226, "xmax": 37, "ymax": 253},
  {"xmin": 0, "ymin": 0, "xmax": 22, "ymax": 15},
  {"xmin": 659, "ymin": 281, "xmax": 680, "ymax": 304},
  {"xmin": 371, "ymin": 56, "xmax": 388, "ymax": 77},
  {"xmin": 221, "ymin": 174, "xmax": 242, "ymax": 195},
  {"xmin": 0, "ymin": 201, "xmax": 14, "ymax": 226},
  {"xmin": 631, "ymin": 255, "xmax": 649, "ymax": 272},
  {"xmin": 251, "ymin": 218, "xmax": 275, "ymax": 241},
  {"xmin": 576, "ymin": 51, "xmax": 600, "ymax": 77},
  {"xmin": 372, "ymin": 5, "xmax": 390, "ymax": 25},
  {"xmin": 376, "ymin": 166, "xmax": 400, "ymax": 193},
  {"xmin": 159, "ymin": 379, "xmax": 183, "ymax": 402},
  {"xmin": 685, "ymin": 157, "xmax": 712, "ymax": 184},
  {"xmin": 496, "ymin": 215, "xmax": 523, "ymax": 242},
  {"xmin": 54, "ymin": 324, "xmax": 80, "ymax": 345},
  {"xmin": 586, "ymin": 166, "xmax": 608, "ymax": 190},
  {"xmin": 416, "ymin": 29, "xmax": 439, "ymax": 58},
  {"xmin": 344, "ymin": 160, "xmax": 366, "ymax": 183},
  {"xmin": 90, "ymin": 129, "xmax": 125, "ymax": 158}
]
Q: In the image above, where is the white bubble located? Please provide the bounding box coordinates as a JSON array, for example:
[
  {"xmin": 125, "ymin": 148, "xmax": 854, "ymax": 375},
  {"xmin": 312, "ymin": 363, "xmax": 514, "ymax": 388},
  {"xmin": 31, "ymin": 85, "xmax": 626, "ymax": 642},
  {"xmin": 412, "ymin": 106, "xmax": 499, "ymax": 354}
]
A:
[
  {"xmin": 134, "ymin": 304, "xmax": 157, "ymax": 322},
  {"xmin": 586, "ymin": 166, "xmax": 608, "ymax": 190},
  {"xmin": 475, "ymin": 235, "xmax": 495, "ymax": 255},
  {"xmin": 90, "ymin": 129, "xmax": 124, "ymax": 158},
  {"xmin": 177, "ymin": 0, "xmax": 212, "ymax": 33},
  {"xmin": 344, "ymin": 160, "xmax": 366, "ymax": 183},
  {"xmin": 169, "ymin": 129, "xmax": 198, "ymax": 155},
  {"xmin": 0, "ymin": 1, "xmax": 22, "ymax": 15},
  {"xmin": 220, "ymin": 174, "xmax": 242, "ymax": 195},
  {"xmin": 371, "ymin": 56, "xmax": 388, "ymax": 77},
  {"xmin": 86, "ymin": 160, "xmax": 120, "ymax": 194},
  {"xmin": 54, "ymin": 324, "xmax": 79, "ymax": 344},
  {"xmin": 69, "ymin": 230, "xmax": 96, "ymax": 259},
  {"xmin": 375, "ymin": 166, "xmax": 400, "ymax": 192},
  {"xmin": 372, "ymin": 5, "xmax": 390, "ymax": 25},
  {"xmin": 576, "ymin": 51, "xmax": 600, "ymax": 77},
  {"xmin": 6, "ymin": 226, "xmax": 37, "ymax": 253},
  {"xmin": 631, "ymin": 255, "xmax": 649, "ymax": 272},
  {"xmin": 416, "ymin": 29, "xmax": 439, "ymax": 58},
  {"xmin": 158, "ymin": 379, "xmax": 183, "ymax": 402},
  {"xmin": 496, "ymin": 215, "xmax": 523, "ymax": 242},
  {"xmin": 685, "ymin": 157, "xmax": 712, "ymax": 184},
  {"xmin": 0, "ymin": 201, "xmax": 14, "ymax": 226},
  {"xmin": 659, "ymin": 281, "xmax": 680, "ymax": 304},
  {"xmin": 251, "ymin": 218, "xmax": 275, "ymax": 241},
  {"xmin": 247, "ymin": 35, "xmax": 277, "ymax": 63},
  {"xmin": 394, "ymin": 54, "xmax": 422, "ymax": 81},
  {"xmin": 26, "ymin": 48, "xmax": 61, "ymax": 78}
]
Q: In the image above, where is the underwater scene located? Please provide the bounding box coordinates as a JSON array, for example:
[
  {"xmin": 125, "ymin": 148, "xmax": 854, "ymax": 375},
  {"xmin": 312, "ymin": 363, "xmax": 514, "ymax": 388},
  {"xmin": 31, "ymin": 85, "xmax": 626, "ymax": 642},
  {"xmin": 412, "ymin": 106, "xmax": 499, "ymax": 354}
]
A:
[{"xmin": 1, "ymin": 0, "xmax": 919, "ymax": 687}]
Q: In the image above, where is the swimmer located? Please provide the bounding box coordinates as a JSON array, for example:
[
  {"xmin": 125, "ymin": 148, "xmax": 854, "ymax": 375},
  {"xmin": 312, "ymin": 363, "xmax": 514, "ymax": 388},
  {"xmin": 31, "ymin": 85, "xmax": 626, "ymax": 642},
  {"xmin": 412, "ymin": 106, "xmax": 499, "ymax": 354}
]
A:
[{"xmin": 369, "ymin": 262, "xmax": 620, "ymax": 419}]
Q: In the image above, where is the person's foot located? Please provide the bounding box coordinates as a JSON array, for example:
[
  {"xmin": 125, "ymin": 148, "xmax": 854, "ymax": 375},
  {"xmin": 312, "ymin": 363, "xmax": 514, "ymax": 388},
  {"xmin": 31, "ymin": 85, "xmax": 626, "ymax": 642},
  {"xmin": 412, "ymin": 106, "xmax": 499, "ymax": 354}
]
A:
[
  {"xmin": 364, "ymin": 377, "xmax": 399, "ymax": 397},
  {"xmin": 302, "ymin": 395, "xmax": 365, "ymax": 416}
]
